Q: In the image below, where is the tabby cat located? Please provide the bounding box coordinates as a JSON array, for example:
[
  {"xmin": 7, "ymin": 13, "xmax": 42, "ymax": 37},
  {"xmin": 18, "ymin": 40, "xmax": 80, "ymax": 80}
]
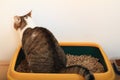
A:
[{"xmin": 14, "ymin": 11, "xmax": 95, "ymax": 80}]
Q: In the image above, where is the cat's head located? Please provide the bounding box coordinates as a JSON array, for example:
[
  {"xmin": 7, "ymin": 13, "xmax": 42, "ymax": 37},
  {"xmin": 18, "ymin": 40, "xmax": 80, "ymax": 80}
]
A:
[{"xmin": 14, "ymin": 11, "xmax": 32, "ymax": 30}]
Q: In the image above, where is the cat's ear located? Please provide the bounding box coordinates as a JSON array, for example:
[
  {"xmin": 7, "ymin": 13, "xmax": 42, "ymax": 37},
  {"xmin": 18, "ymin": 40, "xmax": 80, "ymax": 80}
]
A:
[
  {"xmin": 14, "ymin": 16, "xmax": 21, "ymax": 30},
  {"xmin": 14, "ymin": 16, "xmax": 21, "ymax": 24},
  {"xmin": 26, "ymin": 11, "xmax": 32, "ymax": 17}
]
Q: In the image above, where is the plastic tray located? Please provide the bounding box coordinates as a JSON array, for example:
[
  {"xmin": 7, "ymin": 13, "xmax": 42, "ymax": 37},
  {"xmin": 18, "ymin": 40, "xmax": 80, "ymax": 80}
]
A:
[{"xmin": 7, "ymin": 42, "xmax": 115, "ymax": 80}]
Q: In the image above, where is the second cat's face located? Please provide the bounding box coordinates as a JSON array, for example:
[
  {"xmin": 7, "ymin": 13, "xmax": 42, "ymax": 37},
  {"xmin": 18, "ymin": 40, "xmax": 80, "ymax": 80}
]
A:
[{"xmin": 14, "ymin": 11, "xmax": 32, "ymax": 30}]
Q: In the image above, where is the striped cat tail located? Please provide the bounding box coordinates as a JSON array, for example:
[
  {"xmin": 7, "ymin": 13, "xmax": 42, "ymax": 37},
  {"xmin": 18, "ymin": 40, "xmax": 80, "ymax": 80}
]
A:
[
  {"xmin": 80, "ymin": 67, "xmax": 95, "ymax": 80},
  {"xmin": 60, "ymin": 65, "xmax": 95, "ymax": 80}
]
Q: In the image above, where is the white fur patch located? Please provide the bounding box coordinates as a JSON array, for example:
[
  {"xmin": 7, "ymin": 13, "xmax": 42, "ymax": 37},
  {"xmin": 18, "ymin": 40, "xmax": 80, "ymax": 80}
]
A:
[
  {"xmin": 19, "ymin": 16, "xmax": 37, "ymax": 42},
  {"xmin": 25, "ymin": 17, "xmax": 37, "ymax": 28}
]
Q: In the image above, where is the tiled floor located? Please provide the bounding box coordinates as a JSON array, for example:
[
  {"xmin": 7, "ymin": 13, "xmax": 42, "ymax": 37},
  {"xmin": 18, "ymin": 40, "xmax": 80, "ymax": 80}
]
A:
[{"xmin": 0, "ymin": 61, "xmax": 120, "ymax": 80}]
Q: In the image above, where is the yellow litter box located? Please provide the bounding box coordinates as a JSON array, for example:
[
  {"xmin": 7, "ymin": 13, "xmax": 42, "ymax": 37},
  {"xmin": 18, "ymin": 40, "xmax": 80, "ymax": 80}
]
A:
[{"xmin": 7, "ymin": 42, "xmax": 115, "ymax": 80}]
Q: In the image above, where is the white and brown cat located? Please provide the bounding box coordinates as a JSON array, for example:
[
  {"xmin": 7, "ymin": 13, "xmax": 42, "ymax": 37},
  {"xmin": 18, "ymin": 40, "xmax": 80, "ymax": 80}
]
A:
[{"xmin": 14, "ymin": 11, "xmax": 95, "ymax": 80}]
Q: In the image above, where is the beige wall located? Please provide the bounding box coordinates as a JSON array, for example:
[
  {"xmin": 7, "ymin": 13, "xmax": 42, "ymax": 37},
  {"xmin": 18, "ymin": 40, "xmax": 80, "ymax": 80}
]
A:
[{"xmin": 0, "ymin": 0, "xmax": 120, "ymax": 61}]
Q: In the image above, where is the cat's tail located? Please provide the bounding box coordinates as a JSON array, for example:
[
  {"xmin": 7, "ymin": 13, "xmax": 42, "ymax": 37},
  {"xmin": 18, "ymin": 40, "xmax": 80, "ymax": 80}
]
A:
[
  {"xmin": 60, "ymin": 65, "xmax": 95, "ymax": 80},
  {"xmin": 78, "ymin": 66, "xmax": 95, "ymax": 80}
]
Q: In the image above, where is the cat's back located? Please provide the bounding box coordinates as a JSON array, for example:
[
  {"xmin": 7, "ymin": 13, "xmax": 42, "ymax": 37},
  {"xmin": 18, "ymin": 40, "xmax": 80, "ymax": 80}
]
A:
[
  {"xmin": 22, "ymin": 27, "xmax": 66, "ymax": 73},
  {"xmin": 22, "ymin": 27, "xmax": 55, "ymax": 72},
  {"xmin": 22, "ymin": 27, "xmax": 55, "ymax": 54}
]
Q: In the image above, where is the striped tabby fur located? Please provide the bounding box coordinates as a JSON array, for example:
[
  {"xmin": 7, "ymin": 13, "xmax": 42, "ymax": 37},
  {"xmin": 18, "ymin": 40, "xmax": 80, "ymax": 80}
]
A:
[{"xmin": 14, "ymin": 11, "xmax": 95, "ymax": 80}]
